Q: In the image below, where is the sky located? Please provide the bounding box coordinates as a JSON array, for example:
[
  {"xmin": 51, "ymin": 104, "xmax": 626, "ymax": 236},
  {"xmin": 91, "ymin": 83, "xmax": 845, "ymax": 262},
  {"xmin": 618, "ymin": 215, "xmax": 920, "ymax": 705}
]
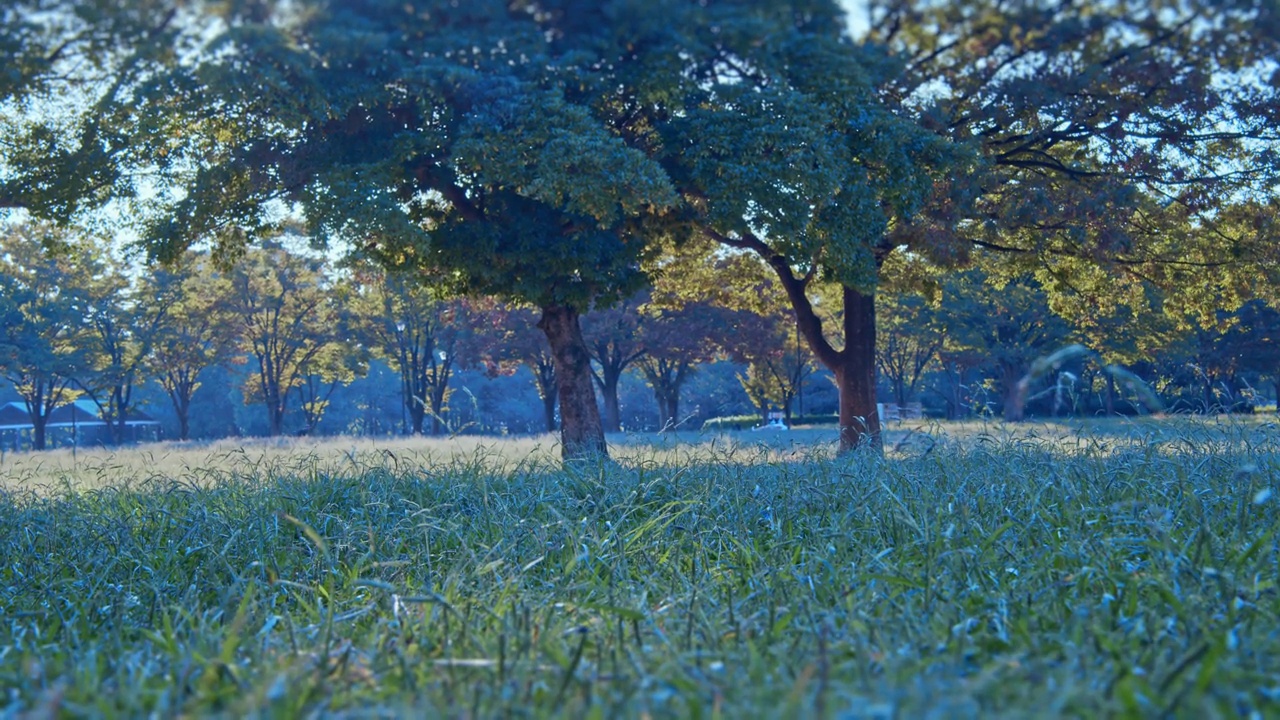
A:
[{"xmin": 840, "ymin": 0, "xmax": 872, "ymax": 37}]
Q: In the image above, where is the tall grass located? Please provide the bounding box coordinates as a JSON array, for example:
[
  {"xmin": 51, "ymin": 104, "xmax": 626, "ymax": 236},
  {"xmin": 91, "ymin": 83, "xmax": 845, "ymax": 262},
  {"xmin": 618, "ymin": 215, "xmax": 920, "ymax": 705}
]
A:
[{"xmin": 0, "ymin": 420, "xmax": 1277, "ymax": 717}]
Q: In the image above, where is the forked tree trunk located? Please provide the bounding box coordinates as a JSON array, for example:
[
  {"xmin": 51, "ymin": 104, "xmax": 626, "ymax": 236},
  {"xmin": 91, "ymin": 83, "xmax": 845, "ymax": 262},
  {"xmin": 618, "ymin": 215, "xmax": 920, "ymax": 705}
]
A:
[
  {"xmin": 539, "ymin": 305, "xmax": 608, "ymax": 460},
  {"xmin": 762, "ymin": 250, "xmax": 883, "ymax": 454}
]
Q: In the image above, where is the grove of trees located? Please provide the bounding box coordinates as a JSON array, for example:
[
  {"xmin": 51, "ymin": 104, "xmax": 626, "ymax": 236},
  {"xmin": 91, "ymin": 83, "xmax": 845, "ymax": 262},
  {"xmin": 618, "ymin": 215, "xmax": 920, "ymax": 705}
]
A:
[{"xmin": 1, "ymin": 0, "xmax": 1278, "ymax": 458}]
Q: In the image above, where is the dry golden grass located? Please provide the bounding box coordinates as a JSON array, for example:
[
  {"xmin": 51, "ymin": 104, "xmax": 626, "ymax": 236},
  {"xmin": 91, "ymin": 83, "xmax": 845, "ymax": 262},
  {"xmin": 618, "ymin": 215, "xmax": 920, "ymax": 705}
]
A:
[{"xmin": 3, "ymin": 413, "xmax": 1276, "ymax": 493}]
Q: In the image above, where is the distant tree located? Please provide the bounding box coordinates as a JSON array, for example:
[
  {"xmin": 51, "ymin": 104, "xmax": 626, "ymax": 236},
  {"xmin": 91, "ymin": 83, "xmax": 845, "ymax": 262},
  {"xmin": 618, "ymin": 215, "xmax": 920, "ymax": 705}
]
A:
[
  {"xmin": 142, "ymin": 253, "xmax": 240, "ymax": 441},
  {"xmin": 354, "ymin": 267, "xmax": 501, "ymax": 436},
  {"xmin": 876, "ymin": 291, "xmax": 943, "ymax": 408},
  {"xmin": 226, "ymin": 243, "xmax": 346, "ymax": 437},
  {"xmin": 939, "ymin": 268, "xmax": 1072, "ymax": 422},
  {"xmin": 0, "ymin": 225, "xmax": 94, "ymax": 449},
  {"xmin": 583, "ymin": 299, "xmax": 646, "ymax": 434},
  {"xmin": 295, "ymin": 289, "xmax": 369, "ymax": 435},
  {"xmin": 723, "ymin": 309, "xmax": 816, "ymax": 426},
  {"xmin": 1228, "ymin": 301, "xmax": 1280, "ymax": 408},
  {"xmin": 77, "ymin": 247, "xmax": 183, "ymax": 444},
  {"xmin": 636, "ymin": 301, "xmax": 729, "ymax": 431},
  {"xmin": 1033, "ymin": 265, "xmax": 1181, "ymax": 415},
  {"xmin": 500, "ymin": 308, "xmax": 562, "ymax": 435}
]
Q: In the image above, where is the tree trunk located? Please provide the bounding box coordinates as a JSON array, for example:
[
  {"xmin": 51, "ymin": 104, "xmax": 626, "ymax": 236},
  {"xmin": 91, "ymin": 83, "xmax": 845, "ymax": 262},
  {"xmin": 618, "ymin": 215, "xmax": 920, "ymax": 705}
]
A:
[
  {"xmin": 1002, "ymin": 362, "xmax": 1026, "ymax": 422},
  {"xmin": 654, "ymin": 392, "xmax": 669, "ymax": 429},
  {"xmin": 32, "ymin": 417, "xmax": 47, "ymax": 451},
  {"xmin": 759, "ymin": 251, "xmax": 882, "ymax": 454},
  {"xmin": 542, "ymin": 393, "xmax": 558, "ymax": 434},
  {"xmin": 834, "ymin": 287, "xmax": 882, "ymax": 453},
  {"xmin": 539, "ymin": 305, "xmax": 608, "ymax": 459},
  {"xmin": 409, "ymin": 402, "xmax": 426, "ymax": 435},
  {"xmin": 599, "ymin": 375, "xmax": 622, "ymax": 433},
  {"xmin": 1105, "ymin": 371, "xmax": 1116, "ymax": 416},
  {"xmin": 267, "ymin": 384, "xmax": 286, "ymax": 436},
  {"xmin": 528, "ymin": 357, "xmax": 558, "ymax": 433},
  {"xmin": 429, "ymin": 385, "xmax": 446, "ymax": 435},
  {"xmin": 168, "ymin": 382, "xmax": 193, "ymax": 441}
]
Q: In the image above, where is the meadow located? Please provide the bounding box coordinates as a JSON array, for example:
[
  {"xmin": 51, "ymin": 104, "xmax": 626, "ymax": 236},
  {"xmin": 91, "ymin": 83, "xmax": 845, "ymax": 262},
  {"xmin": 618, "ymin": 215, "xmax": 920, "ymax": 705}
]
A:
[{"xmin": 0, "ymin": 417, "xmax": 1278, "ymax": 717}]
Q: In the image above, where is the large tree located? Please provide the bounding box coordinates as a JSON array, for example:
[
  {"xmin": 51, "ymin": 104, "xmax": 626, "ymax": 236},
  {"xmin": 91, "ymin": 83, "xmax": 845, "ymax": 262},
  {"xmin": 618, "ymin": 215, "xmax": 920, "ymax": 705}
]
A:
[
  {"xmin": 526, "ymin": 1, "xmax": 961, "ymax": 451},
  {"xmin": 5, "ymin": 1, "xmax": 677, "ymax": 460},
  {"xmin": 865, "ymin": 0, "xmax": 1280, "ymax": 364},
  {"xmin": 635, "ymin": 300, "xmax": 729, "ymax": 431},
  {"xmin": 939, "ymin": 267, "xmax": 1073, "ymax": 421},
  {"xmin": 135, "ymin": 3, "xmax": 675, "ymax": 459},
  {"xmin": 0, "ymin": 1, "xmax": 193, "ymax": 216}
]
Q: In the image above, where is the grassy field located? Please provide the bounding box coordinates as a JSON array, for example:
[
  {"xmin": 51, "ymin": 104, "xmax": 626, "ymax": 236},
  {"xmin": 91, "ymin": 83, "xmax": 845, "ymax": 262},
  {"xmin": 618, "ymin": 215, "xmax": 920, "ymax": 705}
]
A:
[{"xmin": 1, "ymin": 417, "xmax": 1278, "ymax": 717}]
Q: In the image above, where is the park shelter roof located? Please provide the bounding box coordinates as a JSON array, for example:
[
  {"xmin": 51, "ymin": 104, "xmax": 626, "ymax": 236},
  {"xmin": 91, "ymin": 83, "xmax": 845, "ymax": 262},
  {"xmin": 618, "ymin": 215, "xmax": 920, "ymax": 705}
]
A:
[
  {"xmin": 0, "ymin": 403, "xmax": 29, "ymax": 430},
  {"xmin": 0, "ymin": 401, "xmax": 160, "ymax": 430}
]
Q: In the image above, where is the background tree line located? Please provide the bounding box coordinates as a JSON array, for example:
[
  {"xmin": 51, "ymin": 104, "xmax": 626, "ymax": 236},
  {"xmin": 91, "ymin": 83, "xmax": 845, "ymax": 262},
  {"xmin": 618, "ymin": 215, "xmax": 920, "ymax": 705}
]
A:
[{"xmin": 3, "ymin": 222, "xmax": 1277, "ymax": 451}]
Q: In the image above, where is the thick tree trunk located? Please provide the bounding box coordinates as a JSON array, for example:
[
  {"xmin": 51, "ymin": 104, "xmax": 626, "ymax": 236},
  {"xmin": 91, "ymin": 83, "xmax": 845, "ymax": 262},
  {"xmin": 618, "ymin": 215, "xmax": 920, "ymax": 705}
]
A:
[
  {"xmin": 757, "ymin": 247, "xmax": 882, "ymax": 454},
  {"xmin": 409, "ymin": 402, "xmax": 426, "ymax": 435},
  {"xmin": 32, "ymin": 418, "xmax": 47, "ymax": 451},
  {"xmin": 169, "ymin": 384, "xmax": 193, "ymax": 441},
  {"xmin": 266, "ymin": 384, "xmax": 287, "ymax": 436},
  {"xmin": 834, "ymin": 287, "xmax": 882, "ymax": 453},
  {"xmin": 600, "ymin": 375, "xmax": 622, "ymax": 433},
  {"xmin": 539, "ymin": 305, "xmax": 608, "ymax": 459}
]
